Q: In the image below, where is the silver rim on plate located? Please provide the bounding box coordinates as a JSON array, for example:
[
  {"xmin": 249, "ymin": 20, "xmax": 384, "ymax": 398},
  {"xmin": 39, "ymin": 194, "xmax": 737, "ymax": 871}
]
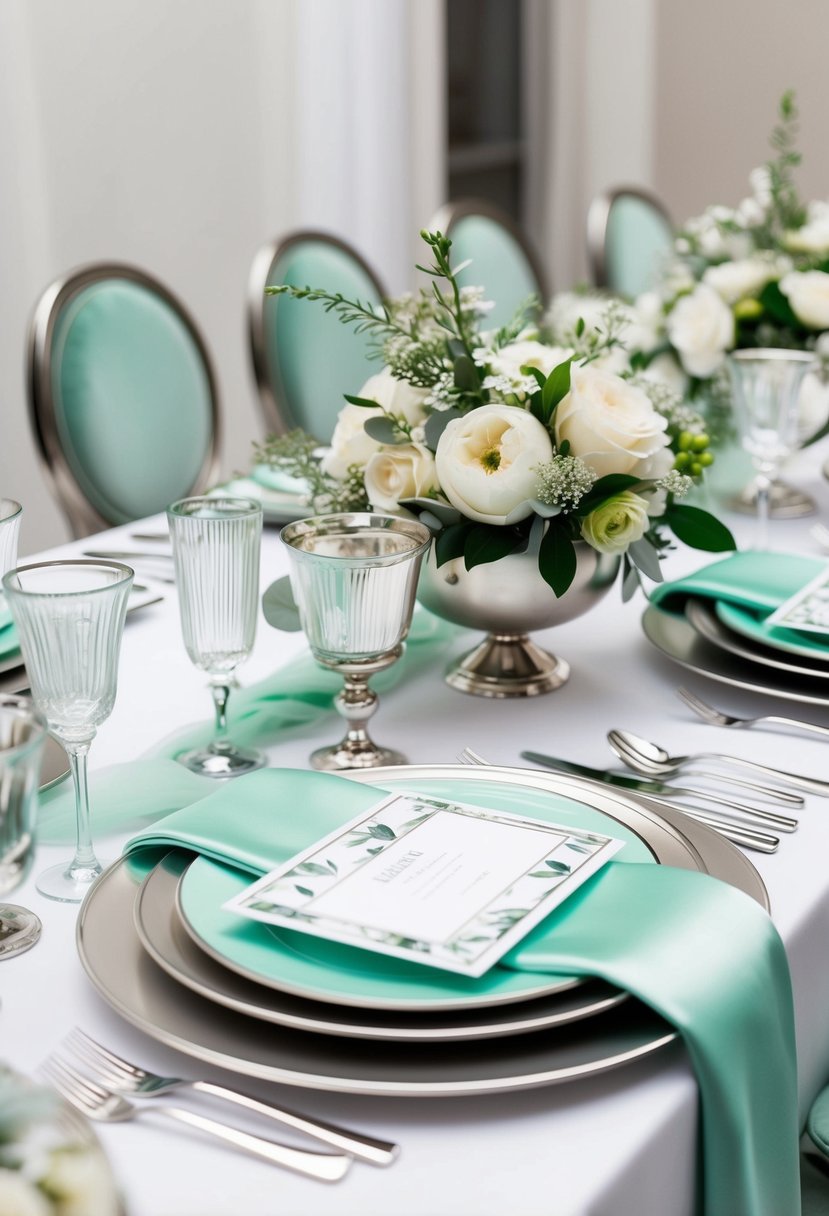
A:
[{"xmin": 686, "ymin": 599, "xmax": 829, "ymax": 677}]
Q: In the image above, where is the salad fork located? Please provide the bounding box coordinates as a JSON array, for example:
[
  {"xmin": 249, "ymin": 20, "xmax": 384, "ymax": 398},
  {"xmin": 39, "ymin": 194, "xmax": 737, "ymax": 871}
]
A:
[
  {"xmin": 42, "ymin": 1053, "xmax": 351, "ymax": 1181},
  {"xmin": 64, "ymin": 1028, "xmax": 397, "ymax": 1166},
  {"xmin": 677, "ymin": 686, "xmax": 829, "ymax": 740}
]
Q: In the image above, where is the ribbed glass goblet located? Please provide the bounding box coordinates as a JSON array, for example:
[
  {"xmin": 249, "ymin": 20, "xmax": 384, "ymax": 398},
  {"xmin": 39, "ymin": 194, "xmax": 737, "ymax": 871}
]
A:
[
  {"xmin": 2, "ymin": 560, "xmax": 133, "ymax": 902},
  {"xmin": 0, "ymin": 694, "xmax": 46, "ymax": 958},
  {"xmin": 167, "ymin": 496, "xmax": 264, "ymax": 777},
  {"xmin": 0, "ymin": 500, "xmax": 21, "ymax": 614},
  {"xmin": 281, "ymin": 513, "xmax": 431, "ymax": 771}
]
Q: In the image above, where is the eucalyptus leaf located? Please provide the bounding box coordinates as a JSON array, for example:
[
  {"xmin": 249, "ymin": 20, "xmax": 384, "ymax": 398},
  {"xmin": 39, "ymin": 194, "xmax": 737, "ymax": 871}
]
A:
[
  {"xmin": 424, "ymin": 407, "xmax": 462, "ymax": 451},
  {"xmin": 621, "ymin": 557, "xmax": 642, "ymax": 603},
  {"xmin": 368, "ymin": 823, "xmax": 396, "ymax": 840},
  {"xmin": 525, "ymin": 499, "xmax": 563, "ymax": 519},
  {"xmin": 418, "ymin": 510, "xmax": 445, "ymax": 532},
  {"xmin": 399, "ymin": 497, "xmax": 461, "ymax": 525},
  {"xmin": 453, "ymin": 354, "xmax": 480, "ymax": 392},
  {"xmin": 262, "ymin": 576, "xmax": 303, "ymax": 631},
  {"xmin": 628, "ymin": 537, "xmax": 664, "ymax": 583},
  {"xmin": 364, "ymin": 416, "xmax": 406, "ymax": 445}
]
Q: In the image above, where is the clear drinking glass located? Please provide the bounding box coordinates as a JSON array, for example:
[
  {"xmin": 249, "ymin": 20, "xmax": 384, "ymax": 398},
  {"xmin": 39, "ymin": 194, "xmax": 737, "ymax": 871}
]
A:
[
  {"xmin": 0, "ymin": 500, "xmax": 21, "ymax": 612},
  {"xmin": 0, "ymin": 695, "xmax": 47, "ymax": 958},
  {"xmin": 167, "ymin": 496, "xmax": 264, "ymax": 777},
  {"xmin": 2, "ymin": 560, "xmax": 133, "ymax": 902},
  {"xmin": 281, "ymin": 513, "xmax": 431, "ymax": 771},
  {"xmin": 727, "ymin": 349, "xmax": 815, "ymax": 549}
]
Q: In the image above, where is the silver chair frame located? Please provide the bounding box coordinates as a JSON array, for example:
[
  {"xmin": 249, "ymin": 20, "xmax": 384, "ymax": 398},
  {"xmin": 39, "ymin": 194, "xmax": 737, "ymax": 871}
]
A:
[
  {"xmin": 429, "ymin": 198, "xmax": 549, "ymax": 305},
  {"xmin": 27, "ymin": 262, "xmax": 222, "ymax": 538},
  {"xmin": 247, "ymin": 230, "xmax": 388, "ymax": 439},
  {"xmin": 586, "ymin": 185, "xmax": 673, "ymax": 290}
]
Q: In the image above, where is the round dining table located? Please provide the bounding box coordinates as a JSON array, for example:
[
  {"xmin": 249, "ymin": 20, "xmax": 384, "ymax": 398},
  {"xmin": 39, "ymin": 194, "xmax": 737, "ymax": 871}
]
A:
[{"xmin": 6, "ymin": 447, "xmax": 829, "ymax": 1216}]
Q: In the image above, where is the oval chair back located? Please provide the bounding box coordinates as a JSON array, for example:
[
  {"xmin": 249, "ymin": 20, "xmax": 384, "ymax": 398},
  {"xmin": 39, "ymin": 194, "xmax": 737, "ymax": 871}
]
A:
[
  {"xmin": 430, "ymin": 199, "xmax": 548, "ymax": 329},
  {"xmin": 28, "ymin": 263, "xmax": 221, "ymax": 538},
  {"xmin": 248, "ymin": 231, "xmax": 388, "ymax": 443},
  {"xmin": 587, "ymin": 186, "xmax": 674, "ymax": 299}
]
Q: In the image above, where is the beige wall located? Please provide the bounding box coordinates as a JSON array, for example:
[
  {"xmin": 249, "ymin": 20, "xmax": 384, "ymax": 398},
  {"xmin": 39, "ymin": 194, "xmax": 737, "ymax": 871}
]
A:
[{"xmin": 654, "ymin": 0, "xmax": 829, "ymax": 227}]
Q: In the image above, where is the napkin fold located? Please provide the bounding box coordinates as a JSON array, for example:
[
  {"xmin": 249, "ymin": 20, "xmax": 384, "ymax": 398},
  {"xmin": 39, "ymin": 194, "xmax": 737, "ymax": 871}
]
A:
[
  {"xmin": 650, "ymin": 551, "xmax": 825, "ymax": 617},
  {"xmin": 37, "ymin": 611, "xmax": 459, "ymax": 843},
  {"xmin": 124, "ymin": 768, "xmax": 799, "ymax": 1216}
]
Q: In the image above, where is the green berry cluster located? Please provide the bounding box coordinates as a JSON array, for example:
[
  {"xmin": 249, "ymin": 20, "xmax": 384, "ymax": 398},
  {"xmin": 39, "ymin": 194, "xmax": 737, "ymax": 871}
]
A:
[{"xmin": 673, "ymin": 430, "xmax": 714, "ymax": 477}]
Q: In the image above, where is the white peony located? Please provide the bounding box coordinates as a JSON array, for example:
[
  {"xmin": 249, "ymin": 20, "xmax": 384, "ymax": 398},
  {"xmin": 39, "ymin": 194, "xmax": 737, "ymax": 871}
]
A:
[
  {"xmin": 779, "ymin": 270, "xmax": 829, "ymax": 330},
  {"xmin": 435, "ymin": 404, "xmax": 553, "ymax": 525},
  {"xmin": 363, "ymin": 444, "xmax": 438, "ymax": 512},
  {"xmin": 666, "ymin": 284, "xmax": 735, "ymax": 377},
  {"xmin": 321, "ymin": 368, "xmax": 429, "ymax": 480},
  {"xmin": 0, "ymin": 1170, "xmax": 51, "ymax": 1216},
  {"xmin": 486, "ymin": 339, "xmax": 573, "ymax": 392},
  {"xmin": 554, "ymin": 364, "xmax": 670, "ymax": 480},
  {"xmin": 784, "ymin": 201, "xmax": 829, "ymax": 254},
  {"xmin": 702, "ymin": 257, "xmax": 787, "ymax": 305}
]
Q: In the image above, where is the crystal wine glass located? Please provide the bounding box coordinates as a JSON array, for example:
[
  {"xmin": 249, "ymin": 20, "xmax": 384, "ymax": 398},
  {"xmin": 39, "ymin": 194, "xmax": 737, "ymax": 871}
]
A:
[
  {"xmin": 2, "ymin": 560, "xmax": 133, "ymax": 902},
  {"xmin": 167, "ymin": 496, "xmax": 264, "ymax": 777},
  {"xmin": 727, "ymin": 349, "xmax": 815, "ymax": 549},
  {"xmin": 281, "ymin": 513, "xmax": 431, "ymax": 771},
  {"xmin": 0, "ymin": 695, "xmax": 47, "ymax": 960}
]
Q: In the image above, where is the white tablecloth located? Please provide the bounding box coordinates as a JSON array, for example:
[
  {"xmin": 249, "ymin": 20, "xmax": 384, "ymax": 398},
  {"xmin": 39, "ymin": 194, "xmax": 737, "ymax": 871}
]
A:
[{"xmin": 7, "ymin": 453, "xmax": 829, "ymax": 1216}]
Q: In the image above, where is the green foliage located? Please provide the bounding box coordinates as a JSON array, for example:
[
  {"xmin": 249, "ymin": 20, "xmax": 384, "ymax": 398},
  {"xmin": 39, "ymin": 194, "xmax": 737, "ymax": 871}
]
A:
[
  {"xmin": 262, "ymin": 576, "xmax": 303, "ymax": 632},
  {"xmin": 538, "ymin": 522, "xmax": 578, "ymax": 598},
  {"xmin": 665, "ymin": 504, "xmax": 735, "ymax": 552}
]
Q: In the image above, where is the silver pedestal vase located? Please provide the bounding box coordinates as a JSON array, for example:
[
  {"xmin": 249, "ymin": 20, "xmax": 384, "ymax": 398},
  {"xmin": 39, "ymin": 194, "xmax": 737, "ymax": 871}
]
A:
[{"xmin": 417, "ymin": 541, "xmax": 620, "ymax": 698}]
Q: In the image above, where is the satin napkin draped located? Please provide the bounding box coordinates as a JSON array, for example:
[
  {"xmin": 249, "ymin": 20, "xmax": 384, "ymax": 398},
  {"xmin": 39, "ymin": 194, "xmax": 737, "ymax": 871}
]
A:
[
  {"xmin": 37, "ymin": 612, "xmax": 459, "ymax": 843},
  {"xmin": 649, "ymin": 550, "xmax": 825, "ymax": 617},
  {"xmin": 123, "ymin": 768, "xmax": 800, "ymax": 1216}
]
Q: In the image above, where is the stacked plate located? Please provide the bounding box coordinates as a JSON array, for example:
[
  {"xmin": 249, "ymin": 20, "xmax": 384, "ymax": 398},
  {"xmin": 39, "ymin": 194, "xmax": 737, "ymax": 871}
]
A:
[
  {"xmin": 210, "ymin": 466, "xmax": 312, "ymax": 526},
  {"xmin": 643, "ymin": 594, "xmax": 829, "ymax": 706},
  {"xmin": 77, "ymin": 765, "xmax": 767, "ymax": 1098}
]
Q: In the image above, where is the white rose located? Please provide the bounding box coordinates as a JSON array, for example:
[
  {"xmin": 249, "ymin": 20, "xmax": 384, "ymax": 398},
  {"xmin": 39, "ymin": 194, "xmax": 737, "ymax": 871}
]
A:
[
  {"xmin": 637, "ymin": 445, "xmax": 675, "ymax": 517},
  {"xmin": 666, "ymin": 284, "xmax": 735, "ymax": 378},
  {"xmin": 0, "ymin": 1170, "xmax": 51, "ymax": 1216},
  {"xmin": 45, "ymin": 1148, "xmax": 121, "ymax": 1216},
  {"xmin": 784, "ymin": 201, "xmax": 829, "ymax": 254},
  {"xmin": 779, "ymin": 270, "xmax": 829, "ymax": 329},
  {"xmin": 435, "ymin": 404, "xmax": 553, "ymax": 525},
  {"xmin": 702, "ymin": 257, "xmax": 785, "ymax": 305},
  {"xmin": 321, "ymin": 368, "xmax": 429, "ymax": 481},
  {"xmin": 640, "ymin": 352, "xmax": 688, "ymax": 397},
  {"xmin": 363, "ymin": 445, "xmax": 438, "ymax": 512},
  {"xmin": 554, "ymin": 364, "xmax": 670, "ymax": 479}
]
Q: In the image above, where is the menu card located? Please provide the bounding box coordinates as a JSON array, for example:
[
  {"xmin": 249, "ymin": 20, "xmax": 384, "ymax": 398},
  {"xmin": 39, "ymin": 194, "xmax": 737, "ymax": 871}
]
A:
[
  {"xmin": 767, "ymin": 563, "xmax": 829, "ymax": 635},
  {"xmin": 224, "ymin": 792, "xmax": 622, "ymax": 977}
]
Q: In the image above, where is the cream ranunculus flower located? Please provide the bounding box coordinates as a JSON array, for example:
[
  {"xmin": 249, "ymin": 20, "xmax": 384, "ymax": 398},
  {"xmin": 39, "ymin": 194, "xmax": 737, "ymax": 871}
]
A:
[
  {"xmin": 435, "ymin": 404, "xmax": 553, "ymax": 525},
  {"xmin": 0, "ymin": 1170, "xmax": 51, "ymax": 1216},
  {"xmin": 554, "ymin": 364, "xmax": 670, "ymax": 479},
  {"xmin": 702, "ymin": 257, "xmax": 787, "ymax": 305},
  {"xmin": 580, "ymin": 491, "xmax": 650, "ymax": 554},
  {"xmin": 779, "ymin": 270, "xmax": 829, "ymax": 330},
  {"xmin": 666, "ymin": 284, "xmax": 735, "ymax": 377},
  {"xmin": 321, "ymin": 368, "xmax": 430, "ymax": 480},
  {"xmin": 363, "ymin": 444, "xmax": 438, "ymax": 512}
]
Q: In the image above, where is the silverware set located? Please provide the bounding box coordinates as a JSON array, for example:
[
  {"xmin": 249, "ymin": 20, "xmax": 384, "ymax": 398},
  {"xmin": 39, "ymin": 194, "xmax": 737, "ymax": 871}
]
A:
[{"xmin": 43, "ymin": 1029, "xmax": 398, "ymax": 1180}]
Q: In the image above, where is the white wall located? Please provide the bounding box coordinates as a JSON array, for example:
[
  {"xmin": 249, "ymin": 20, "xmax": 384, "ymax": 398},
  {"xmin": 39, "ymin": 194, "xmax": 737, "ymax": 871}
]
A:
[{"xmin": 0, "ymin": 0, "xmax": 444, "ymax": 555}]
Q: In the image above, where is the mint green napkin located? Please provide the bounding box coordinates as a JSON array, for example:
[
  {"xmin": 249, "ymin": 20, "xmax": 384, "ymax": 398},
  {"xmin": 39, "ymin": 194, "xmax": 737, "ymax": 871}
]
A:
[
  {"xmin": 38, "ymin": 612, "xmax": 458, "ymax": 844},
  {"xmin": 650, "ymin": 551, "xmax": 825, "ymax": 617},
  {"xmin": 124, "ymin": 768, "xmax": 799, "ymax": 1216},
  {"xmin": 0, "ymin": 615, "xmax": 19, "ymax": 660}
]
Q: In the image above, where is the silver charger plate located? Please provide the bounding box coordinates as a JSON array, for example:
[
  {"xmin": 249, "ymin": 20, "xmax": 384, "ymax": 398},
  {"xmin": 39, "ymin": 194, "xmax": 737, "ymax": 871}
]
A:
[
  {"xmin": 685, "ymin": 599, "xmax": 829, "ymax": 680},
  {"xmin": 136, "ymin": 851, "xmax": 628, "ymax": 1042},
  {"xmin": 77, "ymin": 765, "xmax": 766, "ymax": 1096},
  {"xmin": 643, "ymin": 601, "xmax": 829, "ymax": 708}
]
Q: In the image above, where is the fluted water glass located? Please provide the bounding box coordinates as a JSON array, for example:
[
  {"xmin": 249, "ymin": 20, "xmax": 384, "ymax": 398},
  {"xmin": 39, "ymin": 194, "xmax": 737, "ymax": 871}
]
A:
[
  {"xmin": 2, "ymin": 560, "xmax": 133, "ymax": 902},
  {"xmin": 281, "ymin": 513, "xmax": 431, "ymax": 771},
  {"xmin": 167, "ymin": 496, "xmax": 264, "ymax": 777},
  {"xmin": 0, "ymin": 695, "xmax": 46, "ymax": 957},
  {"xmin": 727, "ymin": 349, "xmax": 815, "ymax": 549}
]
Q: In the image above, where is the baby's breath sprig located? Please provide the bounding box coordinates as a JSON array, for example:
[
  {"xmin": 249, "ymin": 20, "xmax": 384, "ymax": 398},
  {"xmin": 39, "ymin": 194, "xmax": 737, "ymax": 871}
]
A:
[
  {"xmin": 534, "ymin": 455, "xmax": 596, "ymax": 509},
  {"xmin": 253, "ymin": 431, "xmax": 369, "ymax": 512}
]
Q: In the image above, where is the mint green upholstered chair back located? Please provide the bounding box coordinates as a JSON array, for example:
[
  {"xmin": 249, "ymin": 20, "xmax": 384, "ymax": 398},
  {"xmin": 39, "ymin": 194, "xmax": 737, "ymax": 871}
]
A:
[
  {"xmin": 249, "ymin": 233, "xmax": 387, "ymax": 443},
  {"xmin": 588, "ymin": 188, "xmax": 674, "ymax": 299},
  {"xmin": 28, "ymin": 264, "xmax": 220, "ymax": 537},
  {"xmin": 433, "ymin": 201, "xmax": 548, "ymax": 329}
]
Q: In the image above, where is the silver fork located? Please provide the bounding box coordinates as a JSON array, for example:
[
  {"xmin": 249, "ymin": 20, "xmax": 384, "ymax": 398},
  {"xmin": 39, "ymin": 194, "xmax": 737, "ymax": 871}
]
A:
[
  {"xmin": 64, "ymin": 1029, "xmax": 397, "ymax": 1167},
  {"xmin": 677, "ymin": 686, "xmax": 829, "ymax": 740},
  {"xmin": 42, "ymin": 1053, "xmax": 351, "ymax": 1181}
]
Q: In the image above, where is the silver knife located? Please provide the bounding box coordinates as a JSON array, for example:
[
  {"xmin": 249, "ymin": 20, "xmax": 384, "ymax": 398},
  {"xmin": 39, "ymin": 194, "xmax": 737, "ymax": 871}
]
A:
[{"xmin": 515, "ymin": 753, "xmax": 773, "ymax": 851}]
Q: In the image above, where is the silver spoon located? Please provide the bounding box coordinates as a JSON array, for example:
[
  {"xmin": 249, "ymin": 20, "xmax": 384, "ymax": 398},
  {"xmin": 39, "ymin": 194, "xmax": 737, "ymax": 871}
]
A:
[{"xmin": 608, "ymin": 728, "xmax": 829, "ymax": 798}]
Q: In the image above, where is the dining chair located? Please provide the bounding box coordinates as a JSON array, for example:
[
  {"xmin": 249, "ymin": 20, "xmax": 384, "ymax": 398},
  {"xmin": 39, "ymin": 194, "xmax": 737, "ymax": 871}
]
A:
[
  {"xmin": 247, "ymin": 231, "xmax": 388, "ymax": 442},
  {"xmin": 430, "ymin": 199, "xmax": 549, "ymax": 329},
  {"xmin": 28, "ymin": 262, "xmax": 221, "ymax": 538},
  {"xmin": 587, "ymin": 186, "xmax": 674, "ymax": 299}
]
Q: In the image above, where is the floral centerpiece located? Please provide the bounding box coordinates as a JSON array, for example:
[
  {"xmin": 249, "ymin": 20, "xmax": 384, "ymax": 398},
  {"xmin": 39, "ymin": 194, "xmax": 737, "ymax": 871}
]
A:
[
  {"xmin": 0, "ymin": 1067, "xmax": 122, "ymax": 1216},
  {"xmin": 257, "ymin": 231, "xmax": 732, "ymax": 606}
]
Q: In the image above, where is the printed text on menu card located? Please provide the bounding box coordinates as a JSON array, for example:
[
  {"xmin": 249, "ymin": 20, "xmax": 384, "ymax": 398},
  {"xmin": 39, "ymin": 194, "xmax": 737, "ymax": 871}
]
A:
[{"xmin": 224, "ymin": 793, "xmax": 623, "ymax": 976}]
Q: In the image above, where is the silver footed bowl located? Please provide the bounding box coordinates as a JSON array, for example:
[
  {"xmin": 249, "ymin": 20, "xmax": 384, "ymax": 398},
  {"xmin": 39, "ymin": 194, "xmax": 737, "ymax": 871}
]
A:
[{"xmin": 417, "ymin": 541, "xmax": 620, "ymax": 698}]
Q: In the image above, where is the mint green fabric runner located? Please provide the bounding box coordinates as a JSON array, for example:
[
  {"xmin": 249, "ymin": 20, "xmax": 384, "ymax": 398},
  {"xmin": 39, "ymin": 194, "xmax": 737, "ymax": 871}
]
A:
[
  {"xmin": 123, "ymin": 768, "xmax": 799, "ymax": 1216},
  {"xmin": 650, "ymin": 551, "xmax": 825, "ymax": 616},
  {"xmin": 37, "ymin": 612, "xmax": 459, "ymax": 844}
]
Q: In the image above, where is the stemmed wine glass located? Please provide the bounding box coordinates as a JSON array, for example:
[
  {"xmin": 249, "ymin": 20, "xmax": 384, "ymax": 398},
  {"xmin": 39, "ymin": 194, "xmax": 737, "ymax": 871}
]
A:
[
  {"xmin": 167, "ymin": 496, "xmax": 264, "ymax": 777},
  {"xmin": 281, "ymin": 513, "xmax": 431, "ymax": 770},
  {"xmin": 0, "ymin": 694, "xmax": 47, "ymax": 958},
  {"xmin": 2, "ymin": 560, "xmax": 133, "ymax": 902},
  {"xmin": 727, "ymin": 349, "xmax": 815, "ymax": 549}
]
